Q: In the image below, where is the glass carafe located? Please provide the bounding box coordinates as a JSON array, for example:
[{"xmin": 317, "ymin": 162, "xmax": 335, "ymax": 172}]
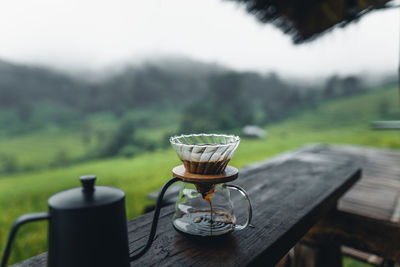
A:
[{"xmin": 172, "ymin": 182, "xmax": 252, "ymax": 237}]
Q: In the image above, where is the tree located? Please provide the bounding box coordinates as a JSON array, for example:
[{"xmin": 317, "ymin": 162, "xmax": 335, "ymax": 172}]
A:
[
  {"xmin": 342, "ymin": 76, "xmax": 362, "ymax": 95},
  {"xmin": 324, "ymin": 75, "xmax": 340, "ymax": 99},
  {"xmin": 17, "ymin": 103, "xmax": 33, "ymax": 122},
  {"xmin": 0, "ymin": 154, "xmax": 18, "ymax": 173},
  {"xmin": 179, "ymin": 72, "xmax": 255, "ymax": 132},
  {"xmin": 379, "ymin": 99, "xmax": 390, "ymax": 117},
  {"xmin": 98, "ymin": 120, "xmax": 136, "ymax": 157}
]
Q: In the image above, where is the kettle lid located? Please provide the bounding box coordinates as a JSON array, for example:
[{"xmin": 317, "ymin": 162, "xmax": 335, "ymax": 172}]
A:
[{"xmin": 48, "ymin": 175, "xmax": 125, "ymax": 210}]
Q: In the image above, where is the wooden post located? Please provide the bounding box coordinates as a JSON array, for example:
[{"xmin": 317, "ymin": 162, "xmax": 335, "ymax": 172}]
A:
[{"xmin": 293, "ymin": 242, "xmax": 342, "ymax": 267}]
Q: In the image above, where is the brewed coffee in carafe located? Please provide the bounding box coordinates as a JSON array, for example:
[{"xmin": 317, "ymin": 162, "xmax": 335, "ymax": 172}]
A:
[{"xmin": 173, "ymin": 182, "xmax": 238, "ymax": 236}]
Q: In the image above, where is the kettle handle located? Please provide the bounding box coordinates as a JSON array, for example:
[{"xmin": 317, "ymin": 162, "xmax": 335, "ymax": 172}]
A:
[
  {"xmin": 130, "ymin": 177, "xmax": 181, "ymax": 260},
  {"xmin": 1, "ymin": 212, "xmax": 50, "ymax": 267}
]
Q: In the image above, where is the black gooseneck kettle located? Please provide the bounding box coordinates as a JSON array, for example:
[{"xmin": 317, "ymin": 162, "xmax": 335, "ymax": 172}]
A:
[{"xmin": 1, "ymin": 175, "xmax": 180, "ymax": 267}]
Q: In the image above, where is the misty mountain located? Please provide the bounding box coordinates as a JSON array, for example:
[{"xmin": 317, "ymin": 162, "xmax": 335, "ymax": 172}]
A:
[
  {"xmin": 0, "ymin": 59, "xmax": 87, "ymax": 108},
  {"xmin": 0, "ymin": 57, "xmax": 229, "ymax": 110},
  {"xmin": 0, "ymin": 57, "xmax": 279, "ymax": 112},
  {"xmin": 0, "ymin": 57, "xmax": 377, "ymax": 136}
]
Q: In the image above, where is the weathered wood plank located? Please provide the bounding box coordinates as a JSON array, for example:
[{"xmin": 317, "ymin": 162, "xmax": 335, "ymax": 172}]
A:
[
  {"xmin": 300, "ymin": 145, "xmax": 400, "ymax": 263},
  {"xmin": 305, "ymin": 145, "xmax": 400, "ymax": 222},
  {"xmin": 12, "ymin": 147, "xmax": 361, "ymax": 267}
]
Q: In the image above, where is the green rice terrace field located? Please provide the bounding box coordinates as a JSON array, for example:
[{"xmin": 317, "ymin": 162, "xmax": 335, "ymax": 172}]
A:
[{"xmin": 0, "ymin": 85, "xmax": 399, "ymax": 266}]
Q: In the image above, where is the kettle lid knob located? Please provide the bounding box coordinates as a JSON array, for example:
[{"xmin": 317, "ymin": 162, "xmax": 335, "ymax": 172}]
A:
[{"xmin": 80, "ymin": 175, "xmax": 96, "ymax": 193}]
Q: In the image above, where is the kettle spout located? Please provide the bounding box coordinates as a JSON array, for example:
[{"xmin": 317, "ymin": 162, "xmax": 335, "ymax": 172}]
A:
[{"xmin": 130, "ymin": 177, "xmax": 181, "ymax": 260}]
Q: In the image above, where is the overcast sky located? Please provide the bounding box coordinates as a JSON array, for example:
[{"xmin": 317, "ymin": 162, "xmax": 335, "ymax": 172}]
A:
[{"xmin": 0, "ymin": 0, "xmax": 398, "ymax": 77}]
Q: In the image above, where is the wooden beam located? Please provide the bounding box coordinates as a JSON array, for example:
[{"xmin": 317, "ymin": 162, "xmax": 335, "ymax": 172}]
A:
[
  {"xmin": 302, "ymin": 209, "xmax": 400, "ymax": 263},
  {"xmin": 293, "ymin": 243, "xmax": 342, "ymax": 267}
]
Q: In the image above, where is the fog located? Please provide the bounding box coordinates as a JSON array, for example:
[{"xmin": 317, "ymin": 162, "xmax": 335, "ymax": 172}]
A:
[{"xmin": 0, "ymin": 0, "xmax": 398, "ymax": 77}]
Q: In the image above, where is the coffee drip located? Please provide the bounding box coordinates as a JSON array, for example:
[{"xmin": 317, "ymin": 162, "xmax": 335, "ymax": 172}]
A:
[
  {"xmin": 194, "ymin": 183, "xmax": 216, "ymax": 223},
  {"xmin": 194, "ymin": 183, "xmax": 215, "ymax": 198},
  {"xmin": 186, "ymin": 158, "xmax": 232, "ymax": 226},
  {"xmin": 186, "ymin": 158, "xmax": 225, "ymax": 224}
]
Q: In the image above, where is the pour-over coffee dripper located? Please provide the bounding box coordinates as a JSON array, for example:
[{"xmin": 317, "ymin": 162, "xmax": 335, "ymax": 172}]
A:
[
  {"xmin": 169, "ymin": 134, "xmax": 252, "ymax": 237},
  {"xmin": 170, "ymin": 134, "xmax": 240, "ymax": 175}
]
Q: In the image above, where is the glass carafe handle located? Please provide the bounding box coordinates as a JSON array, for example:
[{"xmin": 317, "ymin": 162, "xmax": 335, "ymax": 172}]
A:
[{"xmin": 225, "ymin": 184, "xmax": 253, "ymax": 230}]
